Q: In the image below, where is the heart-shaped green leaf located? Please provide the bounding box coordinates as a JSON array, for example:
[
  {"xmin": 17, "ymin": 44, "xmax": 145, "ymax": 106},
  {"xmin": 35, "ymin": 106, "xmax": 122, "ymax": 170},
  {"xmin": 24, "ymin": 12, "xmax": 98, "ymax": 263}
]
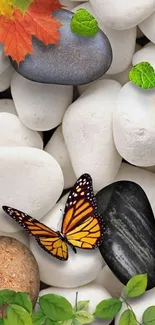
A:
[
  {"xmin": 70, "ymin": 9, "xmax": 98, "ymax": 37},
  {"xmin": 129, "ymin": 62, "xmax": 155, "ymax": 89},
  {"xmin": 6, "ymin": 304, "xmax": 32, "ymax": 325},
  {"xmin": 142, "ymin": 306, "xmax": 155, "ymax": 325},
  {"xmin": 39, "ymin": 294, "xmax": 73, "ymax": 321},
  {"xmin": 119, "ymin": 310, "xmax": 137, "ymax": 325},
  {"xmin": 94, "ymin": 298, "xmax": 122, "ymax": 319},
  {"xmin": 125, "ymin": 274, "xmax": 147, "ymax": 298}
]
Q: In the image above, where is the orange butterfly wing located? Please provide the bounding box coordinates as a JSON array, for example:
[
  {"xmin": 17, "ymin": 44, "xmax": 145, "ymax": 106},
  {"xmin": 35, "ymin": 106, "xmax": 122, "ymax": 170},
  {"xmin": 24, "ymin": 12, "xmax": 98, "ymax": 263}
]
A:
[
  {"xmin": 61, "ymin": 174, "xmax": 104, "ymax": 249},
  {"xmin": 2, "ymin": 206, "xmax": 68, "ymax": 261}
]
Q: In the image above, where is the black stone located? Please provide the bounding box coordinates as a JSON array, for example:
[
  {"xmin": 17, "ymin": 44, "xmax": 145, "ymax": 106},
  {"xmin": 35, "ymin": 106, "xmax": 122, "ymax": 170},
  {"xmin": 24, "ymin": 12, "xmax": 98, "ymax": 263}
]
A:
[
  {"xmin": 96, "ymin": 181, "xmax": 155, "ymax": 290},
  {"xmin": 10, "ymin": 9, "xmax": 112, "ymax": 86}
]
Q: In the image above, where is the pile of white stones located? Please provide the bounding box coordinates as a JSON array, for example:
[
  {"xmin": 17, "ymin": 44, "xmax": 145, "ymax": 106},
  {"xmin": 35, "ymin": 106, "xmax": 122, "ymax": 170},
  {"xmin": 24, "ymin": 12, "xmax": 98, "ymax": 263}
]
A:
[{"xmin": 1, "ymin": 0, "xmax": 155, "ymax": 323}]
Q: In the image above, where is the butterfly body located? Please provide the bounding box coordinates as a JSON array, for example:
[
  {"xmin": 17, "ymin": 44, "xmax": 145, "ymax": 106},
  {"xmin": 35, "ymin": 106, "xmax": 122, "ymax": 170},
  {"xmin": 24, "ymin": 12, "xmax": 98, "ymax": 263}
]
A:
[{"xmin": 2, "ymin": 174, "xmax": 104, "ymax": 261}]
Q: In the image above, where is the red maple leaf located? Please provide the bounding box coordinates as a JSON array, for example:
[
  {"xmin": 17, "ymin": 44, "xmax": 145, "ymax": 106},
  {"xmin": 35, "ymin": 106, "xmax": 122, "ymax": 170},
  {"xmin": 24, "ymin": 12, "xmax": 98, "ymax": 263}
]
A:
[{"xmin": 0, "ymin": 0, "xmax": 63, "ymax": 63}]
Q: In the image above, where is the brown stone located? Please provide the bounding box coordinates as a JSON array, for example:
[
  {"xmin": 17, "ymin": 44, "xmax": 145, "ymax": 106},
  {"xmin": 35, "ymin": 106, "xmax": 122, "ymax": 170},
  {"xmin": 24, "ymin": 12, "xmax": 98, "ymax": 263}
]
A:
[{"xmin": 0, "ymin": 236, "xmax": 40, "ymax": 306}]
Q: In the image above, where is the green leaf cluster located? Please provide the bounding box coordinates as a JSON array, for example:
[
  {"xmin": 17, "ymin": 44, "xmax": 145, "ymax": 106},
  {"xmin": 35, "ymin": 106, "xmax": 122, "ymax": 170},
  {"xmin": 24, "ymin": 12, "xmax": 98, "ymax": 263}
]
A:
[
  {"xmin": 0, "ymin": 273, "xmax": 154, "ymax": 325},
  {"xmin": 129, "ymin": 61, "xmax": 155, "ymax": 89}
]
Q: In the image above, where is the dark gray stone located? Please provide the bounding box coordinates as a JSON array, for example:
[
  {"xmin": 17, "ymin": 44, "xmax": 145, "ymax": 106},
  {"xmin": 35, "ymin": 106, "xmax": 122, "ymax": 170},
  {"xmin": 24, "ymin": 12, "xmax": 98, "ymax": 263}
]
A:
[
  {"xmin": 10, "ymin": 9, "xmax": 112, "ymax": 85},
  {"xmin": 96, "ymin": 181, "xmax": 155, "ymax": 290}
]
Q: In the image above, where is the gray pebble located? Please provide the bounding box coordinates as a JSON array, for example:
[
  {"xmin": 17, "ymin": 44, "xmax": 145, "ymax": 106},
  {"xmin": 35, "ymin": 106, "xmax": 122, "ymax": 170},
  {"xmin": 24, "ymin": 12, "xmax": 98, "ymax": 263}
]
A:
[{"xmin": 10, "ymin": 9, "xmax": 112, "ymax": 86}]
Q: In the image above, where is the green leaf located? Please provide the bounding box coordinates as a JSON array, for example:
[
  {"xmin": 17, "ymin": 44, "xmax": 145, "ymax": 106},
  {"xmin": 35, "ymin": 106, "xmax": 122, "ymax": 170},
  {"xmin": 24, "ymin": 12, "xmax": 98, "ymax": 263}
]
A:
[
  {"xmin": 46, "ymin": 320, "xmax": 60, "ymax": 325},
  {"xmin": 60, "ymin": 320, "xmax": 73, "ymax": 325},
  {"xmin": 119, "ymin": 310, "xmax": 137, "ymax": 325},
  {"xmin": 10, "ymin": 0, "xmax": 34, "ymax": 13},
  {"xmin": 6, "ymin": 304, "xmax": 32, "ymax": 325},
  {"xmin": 125, "ymin": 274, "xmax": 147, "ymax": 298},
  {"xmin": 0, "ymin": 289, "xmax": 16, "ymax": 305},
  {"xmin": 74, "ymin": 301, "xmax": 90, "ymax": 312},
  {"xmin": 142, "ymin": 306, "xmax": 155, "ymax": 325},
  {"xmin": 129, "ymin": 62, "xmax": 155, "ymax": 89},
  {"xmin": 70, "ymin": 9, "xmax": 98, "ymax": 37},
  {"xmin": 13, "ymin": 292, "xmax": 32, "ymax": 314},
  {"xmin": 31, "ymin": 312, "xmax": 46, "ymax": 325},
  {"xmin": 39, "ymin": 294, "xmax": 73, "ymax": 321},
  {"xmin": 0, "ymin": 319, "xmax": 4, "ymax": 325},
  {"xmin": 94, "ymin": 298, "xmax": 122, "ymax": 319},
  {"xmin": 75, "ymin": 311, "xmax": 94, "ymax": 324}
]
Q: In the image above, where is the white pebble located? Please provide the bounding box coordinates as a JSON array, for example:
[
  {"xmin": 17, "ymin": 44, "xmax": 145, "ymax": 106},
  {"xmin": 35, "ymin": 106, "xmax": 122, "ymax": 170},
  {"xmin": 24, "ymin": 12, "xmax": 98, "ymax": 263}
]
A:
[
  {"xmin": 0, "ymin": 113, "xmax": 43, "ymax": 149},
  {"xmin": 139, "ymin": 11, "xmax": 155, "ymax": 43},
  {"xmin": 37, "ymin": 284, "xmax": 112, "ymax": 325},
  {"xmin": 63, "ymin": 80, "xmax": 122, "ymax": 192},
  {"xmin": 73, "ymin": 2, "xmax": 136, "ymax": 75},
  {"xmin": 132, "ymin": 43, "xmax": 155, "ymax": 67},
  {"xmin": 0, "ymin": 99, "xmax": 17, "ymax": 115},
  {"xmin": 11, "ymin": 72, "xmax": 73, "ymax": 131},
  {"xmin": 45, "ymin": 125, "xmax": 76, "ymax": 189},
  {"xmin": 0, "ymin": 66, "xmax": 14, "ymax": 92},
  {"xmin": 30, "ymin": 203, "xmax": 104, "ymax": 287},
  {"xmin": 93, "ymin": 265, "xmax": 124, "ymax": 298},
  {"xmin": 115, "ymin": 287, "xmax": 155, "ymax": 325},
  {"xmin": 0, "ymin": 147, "xmax": 64, "ymax": 232},
  {"xmin": 116, "ymin": 163, "xmax": 155, "ymax": 216},
  {"xmin": 113, "ymin": 82, "xmax": 155, "ymax": 166},
  {"xmin": 60, "ymin": 0, "xmax": 82, "ymax": 8},
  {"xmin": 90, "ymin": 0, "xmax": 155, "ymax": 30}
]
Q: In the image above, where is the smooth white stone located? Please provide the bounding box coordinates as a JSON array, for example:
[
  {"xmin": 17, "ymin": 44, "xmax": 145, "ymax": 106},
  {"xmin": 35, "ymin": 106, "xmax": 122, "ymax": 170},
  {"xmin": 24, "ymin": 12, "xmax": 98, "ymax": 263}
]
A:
[
  {"xmin": 11, "ymin": 72, "xmax": 73, "ymax": 131},
  {"xmin": 73, "ymin": 2, "xmax": 136, "ymax": 75},
  {"xmin": 0, "ymin": 99, "xmax": 17, "ymax": 115},
  {"xmin": 45, "ymin": 125, "xmax": 76, "ymax": 189},
  {"xmin": 115, "ymin": 163, "xmax": 155, "ymax": 216},
  {"xmin": 139, "ymin": 11, "xmax": 155, "ymax": 43},
  {"xmin": 132, "ymin": 43, "xmax": 155, "ymax": 68},
  {"xmin": 0, "ymin": 113, "xmax": 43, "ymax": 149},
  {"xmin": 0, "ymin": 231, "xmax": 29, "ymax": 247},
  {"xmin": 0, "ymin": 66, "xmax": 14, "ymax": 92},
  {"xmin": 0, "ymin": 45, "xmax": 10, "ymax": 75},
  {"xmin": 115, "ymin": 287, "xmax": 155, "ymax": 325},
  {"xmin": 113, "ymin": 82, "xmax": 155, "ymax": 166},
  {"xmin": 37, "ymin": 284, "xmax": 112, "ymax": 325},
  {"xmin": 30, "ymin": 203, "xmax": 104, "ymax": 287},
  {"xmin": 0, "ymin": 147, "xmax": 64, "ymax": 232},
  {"xmin": 90, "ymin": 0, "xmax": 155, "ymax": 30},
  {"xmin": 93, "ymin": 265, "xmax": 124, "ymax": 298},
  {"xmin": 63, "ymin": 80, "xmax": 122, "ymax": 192}
]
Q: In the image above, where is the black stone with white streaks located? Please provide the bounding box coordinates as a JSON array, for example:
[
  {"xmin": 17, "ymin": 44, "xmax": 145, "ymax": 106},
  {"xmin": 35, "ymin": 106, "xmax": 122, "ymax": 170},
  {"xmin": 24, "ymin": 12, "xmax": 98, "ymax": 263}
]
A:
[{"xmin": 96, "ymin": 181, "xmax": 155, "ymax": 289}]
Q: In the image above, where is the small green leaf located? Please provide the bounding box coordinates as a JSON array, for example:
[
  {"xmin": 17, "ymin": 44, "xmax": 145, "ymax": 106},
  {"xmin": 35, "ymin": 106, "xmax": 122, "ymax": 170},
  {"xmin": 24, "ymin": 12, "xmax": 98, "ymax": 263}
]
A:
[
  {"xmin": 70, "ymin": 9, "xmax": 98, "ymax": 37},
  {"xmin": 125, "ymin": 274, "xmax": 147, "ymax": 298},
  {"xmin": 74, "ymin": 301, "xmax": 90, "ymax": 312},
  {"xmin": 119, "ymin": 310, "xmax": 137, "ymax": 325},
  {"xmin": 94, "ymin": 298, "xmax": 122, "ymax": 319},
  {"xmin": 6, "ymin": 304, "xmax": 32, "ymax": 325},
  {"xmin": 60, "ymin": 321, "xmax": 72, "ymax": 325},
  {"xmin": 142, "ymin": 306, "xmax": 155, "ymax": 325},
  {"xmin": 0, "ymin": 289, "xmax": 15, "ymax": 305},
  {"xmin": 129, "ymin": 62, "xmax": 155, "ymax": 89},
  {"xmin": 10, "ymin": 0, "xmax": 34, "ymax": 13},
  {"xmin": 31, "ymin": 311, "xmax": 46, "ymax": 325},
  {"xmin": 13, "ymin": 292, "xmax": 33, "ymax": 314},
  {"xmin": 39, "ymin": 294, "xmax": 73, "ymax": 321},
  {"xmin": 75, "ymin": 311, "xmax": 94, "ymax": 324}
]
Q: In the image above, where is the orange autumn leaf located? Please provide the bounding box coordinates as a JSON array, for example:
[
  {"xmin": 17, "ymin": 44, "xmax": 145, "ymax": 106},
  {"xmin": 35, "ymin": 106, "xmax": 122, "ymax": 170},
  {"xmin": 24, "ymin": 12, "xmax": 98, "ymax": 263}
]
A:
[
  {"xmin": 0, "ymin": 0, "xmax": 63, "ymax": 63},
  {"xmin": 31, "ymin": 0, "xmax": 64, "ymax": 13}
]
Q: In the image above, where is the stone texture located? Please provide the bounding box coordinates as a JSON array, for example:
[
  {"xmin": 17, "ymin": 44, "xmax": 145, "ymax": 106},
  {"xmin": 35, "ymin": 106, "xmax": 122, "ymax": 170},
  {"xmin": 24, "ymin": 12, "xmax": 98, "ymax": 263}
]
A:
[
  {"xmin": 96, "ymin": 181, "xmax": 155, "ymax": 289},
  {"xmin": 11, "ymin": 9, "xmax": 112, "ymax": 86}
]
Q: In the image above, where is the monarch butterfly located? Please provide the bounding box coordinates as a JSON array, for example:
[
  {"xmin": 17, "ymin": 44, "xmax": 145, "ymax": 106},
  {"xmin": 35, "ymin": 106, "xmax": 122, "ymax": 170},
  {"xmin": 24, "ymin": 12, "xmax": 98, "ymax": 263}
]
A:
[{"xmin": 2, "ymin": 173, "xmax": 104, "ymax": 261}]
